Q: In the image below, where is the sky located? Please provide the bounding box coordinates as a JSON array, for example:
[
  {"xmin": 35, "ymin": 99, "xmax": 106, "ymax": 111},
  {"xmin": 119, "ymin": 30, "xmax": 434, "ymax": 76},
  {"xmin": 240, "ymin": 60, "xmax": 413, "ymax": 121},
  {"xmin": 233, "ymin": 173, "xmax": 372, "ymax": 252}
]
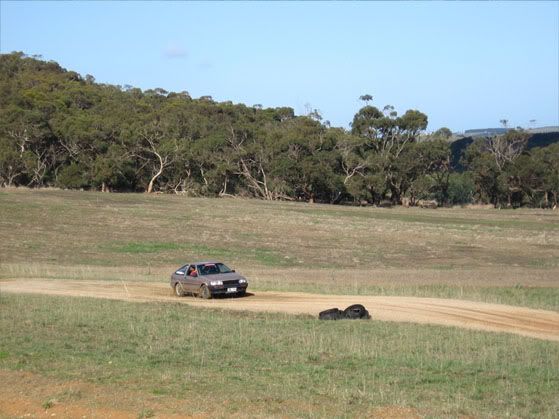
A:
[{"xmin": 1, "ymin": 1, "xmax": 558, "ymax": 132}]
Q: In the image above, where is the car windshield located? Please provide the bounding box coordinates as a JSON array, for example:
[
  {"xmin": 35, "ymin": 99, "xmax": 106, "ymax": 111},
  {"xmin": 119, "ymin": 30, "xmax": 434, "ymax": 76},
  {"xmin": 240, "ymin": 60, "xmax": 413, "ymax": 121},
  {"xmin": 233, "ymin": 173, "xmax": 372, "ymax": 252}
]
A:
[{"xmin": 197, "ymin": 263, "xmax": 232, "ymax": 275}]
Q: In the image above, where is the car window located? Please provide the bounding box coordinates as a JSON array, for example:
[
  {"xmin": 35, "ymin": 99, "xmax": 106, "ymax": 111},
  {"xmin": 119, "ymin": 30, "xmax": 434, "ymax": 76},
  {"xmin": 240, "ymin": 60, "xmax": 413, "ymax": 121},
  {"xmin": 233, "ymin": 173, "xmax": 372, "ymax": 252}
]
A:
[
  {"xmin": 199, "ymin": 264, "xmax": 220, "ymax": 275},
  {"xmin": 196, "ymin": 263, "xmax": 233, "ymax": 275},
  {"xmin": 175, "ymin": 264, "xmax": 188, "ymax": 275},
  {"xmin": 217, "ymin": 263, "xmax": 232, "ymax": 273}
]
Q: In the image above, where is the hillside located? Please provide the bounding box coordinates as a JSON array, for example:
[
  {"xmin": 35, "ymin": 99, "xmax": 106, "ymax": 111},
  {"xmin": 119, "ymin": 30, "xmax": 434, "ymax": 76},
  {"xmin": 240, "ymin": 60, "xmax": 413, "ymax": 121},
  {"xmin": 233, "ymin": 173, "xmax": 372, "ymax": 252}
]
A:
[
  {"xmin": 1, "ymin": 52, "xmax": 558, "ymax": 208},
  {"xmin": 450, "ymin": 131, "xmax": 559, "ymax": 171}
]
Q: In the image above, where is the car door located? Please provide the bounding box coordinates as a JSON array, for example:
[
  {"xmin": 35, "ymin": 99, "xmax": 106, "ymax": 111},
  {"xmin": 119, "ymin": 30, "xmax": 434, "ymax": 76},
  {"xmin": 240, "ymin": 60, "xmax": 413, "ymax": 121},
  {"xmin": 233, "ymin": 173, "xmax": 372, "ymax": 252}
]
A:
[
  {"xmin": 183, "ymin": 264, "xmax": 201, "ymax": 292},
  {"xmin": 173, "ymin": 264, "xmax": 188, "ymax": 287}
]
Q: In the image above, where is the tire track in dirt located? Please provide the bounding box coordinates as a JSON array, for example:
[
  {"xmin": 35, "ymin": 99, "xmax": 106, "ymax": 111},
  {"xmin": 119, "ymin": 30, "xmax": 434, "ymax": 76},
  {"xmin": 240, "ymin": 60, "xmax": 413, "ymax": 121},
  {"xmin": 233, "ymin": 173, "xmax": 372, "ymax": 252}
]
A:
[{"xmin": 1, "ymin": 279, "xmax": 558, "ymax": 341}]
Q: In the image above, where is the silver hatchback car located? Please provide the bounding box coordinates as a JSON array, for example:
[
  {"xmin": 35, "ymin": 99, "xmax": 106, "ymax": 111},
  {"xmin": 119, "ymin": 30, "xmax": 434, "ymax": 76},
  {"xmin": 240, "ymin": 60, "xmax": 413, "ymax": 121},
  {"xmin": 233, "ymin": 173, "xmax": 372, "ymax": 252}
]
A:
[{"xmin": 170, "ymin": 261, "xmax": 248, "ymax": 299}]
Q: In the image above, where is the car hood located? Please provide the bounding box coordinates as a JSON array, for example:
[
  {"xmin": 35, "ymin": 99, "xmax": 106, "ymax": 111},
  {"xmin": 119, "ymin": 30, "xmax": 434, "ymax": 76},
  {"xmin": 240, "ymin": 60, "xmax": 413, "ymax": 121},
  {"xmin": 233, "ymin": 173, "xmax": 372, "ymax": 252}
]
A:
[{"xmin": 203, "ymin": 272, "xmax": 245, "ymax": 282}]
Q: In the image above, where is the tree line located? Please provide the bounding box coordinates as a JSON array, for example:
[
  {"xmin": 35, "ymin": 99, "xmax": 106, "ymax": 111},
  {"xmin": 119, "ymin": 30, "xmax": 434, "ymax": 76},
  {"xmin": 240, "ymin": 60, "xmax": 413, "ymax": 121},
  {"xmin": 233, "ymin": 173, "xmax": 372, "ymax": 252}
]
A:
[{"xmin": 1, "ymin": 52, "xmax": 557, "ymax": 208}]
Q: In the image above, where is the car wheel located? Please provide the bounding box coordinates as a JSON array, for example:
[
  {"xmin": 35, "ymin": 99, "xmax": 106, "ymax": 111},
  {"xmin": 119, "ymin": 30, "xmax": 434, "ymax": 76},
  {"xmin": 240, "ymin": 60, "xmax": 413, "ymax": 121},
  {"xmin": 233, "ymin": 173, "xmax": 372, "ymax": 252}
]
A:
[
  {"xmin": 237, "ymin": 290, "xmax": 246, "ymax": 297},
  {"xmin": 200, "ymin": 284, "xmax": 212, "ymax": 299},
  {"xmin": 174, "ymin": 283, "xmax": 185, "ymax": 297}
]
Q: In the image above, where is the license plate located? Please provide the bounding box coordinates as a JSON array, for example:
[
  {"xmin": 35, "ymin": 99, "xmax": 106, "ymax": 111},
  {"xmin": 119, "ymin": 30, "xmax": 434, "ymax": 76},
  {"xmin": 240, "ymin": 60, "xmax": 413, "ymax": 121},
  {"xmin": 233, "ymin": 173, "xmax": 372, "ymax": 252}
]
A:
[{"xmin": 227, "ymin": 287, "xmax": 237, "ymax": 293}]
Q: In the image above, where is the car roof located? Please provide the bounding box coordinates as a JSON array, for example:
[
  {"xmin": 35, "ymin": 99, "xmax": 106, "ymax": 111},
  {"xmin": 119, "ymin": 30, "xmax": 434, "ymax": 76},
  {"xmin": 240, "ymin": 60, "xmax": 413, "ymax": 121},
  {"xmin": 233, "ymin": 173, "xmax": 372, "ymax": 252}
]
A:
[{"xmin": 190, "ymin": 261, "xmax": 221, "ymax": 265}]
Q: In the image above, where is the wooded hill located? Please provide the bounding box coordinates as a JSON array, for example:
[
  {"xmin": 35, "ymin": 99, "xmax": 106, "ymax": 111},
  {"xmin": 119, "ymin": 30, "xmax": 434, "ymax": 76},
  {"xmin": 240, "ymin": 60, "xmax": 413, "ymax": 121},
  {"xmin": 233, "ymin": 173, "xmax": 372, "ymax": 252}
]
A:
[{"xmin": 1, "ymin": 52, "xmax": 557, "ymax": 208}]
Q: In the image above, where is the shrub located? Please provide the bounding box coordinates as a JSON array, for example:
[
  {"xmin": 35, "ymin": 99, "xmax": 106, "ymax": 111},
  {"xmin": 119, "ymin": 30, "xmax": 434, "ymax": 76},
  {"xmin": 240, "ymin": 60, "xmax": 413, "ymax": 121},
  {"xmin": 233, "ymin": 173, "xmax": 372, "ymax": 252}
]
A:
[{"xmin": 448, "ymin": 172, "xmax": 474, "ymax": 205}]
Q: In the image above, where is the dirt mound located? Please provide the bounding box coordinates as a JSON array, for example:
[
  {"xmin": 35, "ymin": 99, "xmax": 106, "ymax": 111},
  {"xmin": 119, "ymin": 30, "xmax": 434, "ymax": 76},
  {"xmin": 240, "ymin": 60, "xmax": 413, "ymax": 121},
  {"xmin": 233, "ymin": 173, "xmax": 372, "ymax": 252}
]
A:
[{"xmin": 2, "ymin": 279, "xmax": 558, "ymax": 341}]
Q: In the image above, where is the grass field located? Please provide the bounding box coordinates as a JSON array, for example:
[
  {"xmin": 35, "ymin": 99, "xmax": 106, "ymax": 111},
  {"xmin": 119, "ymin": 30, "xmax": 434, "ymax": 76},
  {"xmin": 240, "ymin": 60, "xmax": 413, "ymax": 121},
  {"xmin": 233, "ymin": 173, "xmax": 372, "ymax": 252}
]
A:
[
  {"xmin": 1, "ymin": 188, "xmax": 558, "ymax": 417},
  {"xmin": 1, "ymin": 189, "xmax": 558, "ymax": 272},
  {"xmin": 1, "ymin": 294, "xmax": 558, "ymax": 418},
  {"xmin": 1, "ymin": 188, "xmax": 558, "ymax": 309}
]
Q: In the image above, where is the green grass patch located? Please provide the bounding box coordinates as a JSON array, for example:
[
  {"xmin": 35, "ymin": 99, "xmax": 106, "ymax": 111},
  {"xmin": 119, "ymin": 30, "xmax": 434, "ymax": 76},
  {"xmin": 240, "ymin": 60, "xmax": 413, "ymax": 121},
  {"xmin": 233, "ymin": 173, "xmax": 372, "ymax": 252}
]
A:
[
  {"xmin": 289, "ymin": 206, "xmax": 559, "ymax": 231},
  {"xmin": 100, "ymin": 241, "xmax": 290, "ymax": 267},
  {"xmin": 1, "ymin": 293, "xmax": 558, "ymax": 417},
  {"xmin": 107, "ymin": 242, "xmax": 183, "ymax": 253},
  {"xmin": 42, "ymin": 399, "xmax": 55, "ymax": 410}
]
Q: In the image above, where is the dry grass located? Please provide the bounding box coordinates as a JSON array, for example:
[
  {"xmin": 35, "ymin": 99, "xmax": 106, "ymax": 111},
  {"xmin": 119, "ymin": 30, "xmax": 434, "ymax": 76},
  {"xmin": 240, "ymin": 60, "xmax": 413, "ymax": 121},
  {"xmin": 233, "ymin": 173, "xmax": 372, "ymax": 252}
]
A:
[
  {"xmin": 1, "ymin": 188, "xmax": 557, "ymax": 269},
  {"xmin": 1, "ymin": 189, "xmax": 559, "ymax": 417},
  {"xmin": 1, "ymin": 188, "xmax": 558, "ymax": 308}
]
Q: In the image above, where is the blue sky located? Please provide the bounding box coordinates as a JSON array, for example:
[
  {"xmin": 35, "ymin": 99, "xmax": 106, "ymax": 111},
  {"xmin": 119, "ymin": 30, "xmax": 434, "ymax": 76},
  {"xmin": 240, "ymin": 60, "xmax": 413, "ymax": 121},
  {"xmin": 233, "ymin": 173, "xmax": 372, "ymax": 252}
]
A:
[{"xmin": 1, "ymin": 1, "xmax": 558, "ymax": 132}]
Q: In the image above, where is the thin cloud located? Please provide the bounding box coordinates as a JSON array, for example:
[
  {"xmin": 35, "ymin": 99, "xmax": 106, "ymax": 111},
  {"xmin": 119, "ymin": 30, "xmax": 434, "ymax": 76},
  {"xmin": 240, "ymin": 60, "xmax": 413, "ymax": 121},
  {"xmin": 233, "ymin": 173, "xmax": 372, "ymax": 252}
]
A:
[
  {"xmin": 163, "ymin": 42, "xmax": 188, "ymax": 59},
  {"xmin": 198, "ymin": 59, "xmax": 213, "ymax": 70}
]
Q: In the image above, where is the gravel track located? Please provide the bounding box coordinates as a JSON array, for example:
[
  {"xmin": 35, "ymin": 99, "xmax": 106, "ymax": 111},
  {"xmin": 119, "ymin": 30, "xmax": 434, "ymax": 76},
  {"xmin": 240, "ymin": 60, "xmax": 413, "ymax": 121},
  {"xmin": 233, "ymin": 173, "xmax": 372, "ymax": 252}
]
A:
[{"xmin": 2, "ymin": 279, "xmax": 558, "ymax": 341}]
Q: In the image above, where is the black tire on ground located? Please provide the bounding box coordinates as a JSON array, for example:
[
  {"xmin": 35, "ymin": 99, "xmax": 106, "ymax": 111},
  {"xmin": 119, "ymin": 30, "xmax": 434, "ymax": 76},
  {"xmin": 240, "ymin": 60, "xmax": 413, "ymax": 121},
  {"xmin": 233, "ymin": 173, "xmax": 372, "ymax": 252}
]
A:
[
  {"xmin": 318, "ymin": 308, "xmax": 344, "ymax": 320},
  {"xmin": 200, "ymin": 284, "xmax": 212, "ymax": 299},
  {"xmin": 174, "ymin": 283, "xmax": 185, "ymax": 297},
  {"xmin": 343, "ymin": 304, "xmax": 371, "ymax": 319},
  {"xmin": 237, "ymin": 290, "xmax": 246, "ymax": 297}
]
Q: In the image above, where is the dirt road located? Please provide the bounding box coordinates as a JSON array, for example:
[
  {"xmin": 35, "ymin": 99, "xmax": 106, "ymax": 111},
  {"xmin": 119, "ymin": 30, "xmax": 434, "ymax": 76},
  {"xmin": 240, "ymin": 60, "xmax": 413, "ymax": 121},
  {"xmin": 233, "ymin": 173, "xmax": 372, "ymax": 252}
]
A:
[{"xmin": 2, "ymin": 279, "xmax": 558, "ymax": 341}]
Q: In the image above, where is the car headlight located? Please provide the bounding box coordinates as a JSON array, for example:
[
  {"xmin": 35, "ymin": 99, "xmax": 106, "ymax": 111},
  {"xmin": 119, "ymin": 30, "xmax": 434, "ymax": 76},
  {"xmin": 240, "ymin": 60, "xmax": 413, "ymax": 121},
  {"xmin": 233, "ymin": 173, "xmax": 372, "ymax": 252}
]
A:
[
  {"xmin": 209, "ymin": 280, "xmax": 223, "ymax": 286},
  {"xmin": 239, "ymin": 278, "xmax": 247, "ymax": 284}
]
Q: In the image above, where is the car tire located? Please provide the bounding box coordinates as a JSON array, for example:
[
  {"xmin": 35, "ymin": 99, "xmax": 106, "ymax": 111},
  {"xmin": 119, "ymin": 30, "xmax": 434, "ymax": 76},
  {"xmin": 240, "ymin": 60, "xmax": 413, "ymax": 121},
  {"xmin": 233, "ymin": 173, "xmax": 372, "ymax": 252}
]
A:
[
  {"xmin": 174, "ymin": 283, "xmax": 185, "ymax": 297},
  {"xmin": 237, "ymin": 290, "xmax": 246, "ymax": 297},
  {"xmin": 200, "ymin": 285, "xmax": 212, "ymax": 299}
]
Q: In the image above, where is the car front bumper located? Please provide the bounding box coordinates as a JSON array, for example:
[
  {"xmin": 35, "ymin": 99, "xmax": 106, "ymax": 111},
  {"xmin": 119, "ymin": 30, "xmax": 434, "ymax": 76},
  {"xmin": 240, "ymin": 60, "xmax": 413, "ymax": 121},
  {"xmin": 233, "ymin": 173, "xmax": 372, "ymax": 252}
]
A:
[{"xmin": 209, "ymin": 285, "xmax": 248, "ymax": 296}]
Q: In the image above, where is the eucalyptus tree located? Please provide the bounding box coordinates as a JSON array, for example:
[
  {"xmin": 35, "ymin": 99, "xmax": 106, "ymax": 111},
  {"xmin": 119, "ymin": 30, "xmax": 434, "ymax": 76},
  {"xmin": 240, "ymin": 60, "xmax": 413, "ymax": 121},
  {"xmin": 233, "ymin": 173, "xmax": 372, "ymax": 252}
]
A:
[
  {"xmin": 359, "ymin": 94, "xmax": 373, "ymax": 104},
  {"xmin": 485, "ymin": 129, "xmax": 529, "ymax": 171},
  {"xmin": 513, "ymin": 144, "xmax": 559, "ymax": 208},
  {"xmin": 462, "ymin": 129, "xmax": 531, "ymax": 206},
  {"xmin": 462, "ymin": 139, "xmax": 507, "ymax": 206},
  {"xmin": 432, "ymin": 127, "xmax": 453, "ymax": 141},
  {"xmin": 351, "ymin": 104, "xmax": 428, "ymax": 203},
  {"xmin": 3, "ymin": 52, "xmax": 558, "ymax": 209}
]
